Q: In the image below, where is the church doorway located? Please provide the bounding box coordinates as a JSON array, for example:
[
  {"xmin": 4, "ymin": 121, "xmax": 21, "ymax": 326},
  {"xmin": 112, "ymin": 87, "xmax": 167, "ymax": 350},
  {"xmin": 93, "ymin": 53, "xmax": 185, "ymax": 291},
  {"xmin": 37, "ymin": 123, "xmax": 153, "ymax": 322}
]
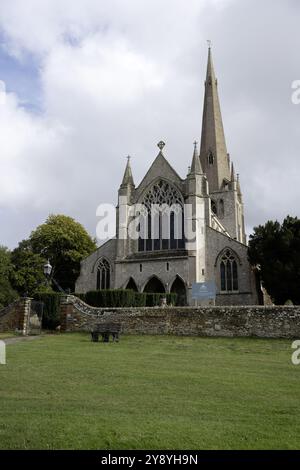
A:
[
  {"xmin": 170, "ymin": 276, "xmax": 187, "ymax": 306},
  {"xmin": 125, "ymin": 277, "xmax": 138, "ymax": 292},
  {"xmin": 143, "ymin": 276, "xmax": 165, "ymax": 293}
]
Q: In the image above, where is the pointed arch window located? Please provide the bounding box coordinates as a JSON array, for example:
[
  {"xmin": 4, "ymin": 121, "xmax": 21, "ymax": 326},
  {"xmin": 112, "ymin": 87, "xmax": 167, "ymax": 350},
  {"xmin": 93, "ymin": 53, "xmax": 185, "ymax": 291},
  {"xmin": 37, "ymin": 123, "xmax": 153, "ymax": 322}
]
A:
[
  {"xmin": 138, "ymin": 180, "xmax": 185, "ymax": 252},
  {"xmin": 220, "ymin": 250, "xmax": 239, "ymax": 292},
  {"xmin": 208, "ymin": 151, "xmax": 214, "ymax": 165},
  {"xmin": 96, "ymin": 259, "xmax": 111, "ymax": 290},
  {"xmin": 211, "ymin": 200, "xmax": 217, "ymax": 216}
]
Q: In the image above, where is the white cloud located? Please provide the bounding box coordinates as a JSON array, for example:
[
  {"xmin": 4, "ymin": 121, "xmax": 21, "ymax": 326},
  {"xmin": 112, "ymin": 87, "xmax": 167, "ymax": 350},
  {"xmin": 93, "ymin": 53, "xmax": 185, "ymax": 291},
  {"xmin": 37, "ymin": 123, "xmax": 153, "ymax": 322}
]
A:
[
  {"xmin": 0, "ymin": 0, "xmax": 210, "ymax": 57},
  {"xmin": 0, "ymin": 0, "xmax": 299, "ymax": 248},
  {"xmin": 0, "ymin": 89, "xmax": 67, "ymax": 207},
  {"xmin": 43, "ymin": 35, "xmax": 166, "ymax": 113}
]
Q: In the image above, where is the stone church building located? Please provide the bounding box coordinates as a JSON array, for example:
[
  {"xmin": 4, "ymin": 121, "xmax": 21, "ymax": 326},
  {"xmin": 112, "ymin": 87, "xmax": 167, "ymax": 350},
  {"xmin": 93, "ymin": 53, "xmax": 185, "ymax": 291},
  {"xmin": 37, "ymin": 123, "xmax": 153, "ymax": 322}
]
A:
[{"xmin": 76, "ymin": 47, "xmax": 261, "ymax": 306}]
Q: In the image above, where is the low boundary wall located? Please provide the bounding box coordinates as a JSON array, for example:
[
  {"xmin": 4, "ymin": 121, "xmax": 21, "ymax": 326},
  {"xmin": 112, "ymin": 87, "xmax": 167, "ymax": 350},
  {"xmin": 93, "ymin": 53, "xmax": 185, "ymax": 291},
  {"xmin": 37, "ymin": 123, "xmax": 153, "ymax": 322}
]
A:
[
  {"xmin": 0, "ymin": 298, "xmax": 32, "ymax": 335},
  {"xmin": 60, "ymin": 295, "xmax": 300, "ymax": 339}
]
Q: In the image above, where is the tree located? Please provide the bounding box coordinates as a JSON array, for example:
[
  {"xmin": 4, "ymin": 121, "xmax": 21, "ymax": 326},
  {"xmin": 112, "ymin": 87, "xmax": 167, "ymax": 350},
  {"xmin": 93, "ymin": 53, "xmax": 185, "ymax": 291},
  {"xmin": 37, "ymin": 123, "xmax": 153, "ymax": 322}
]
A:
[
  {"xmin": 0, "ymin": 246, "xmax": 18, "ymax": 308},
  {"xmin": 248, "ymin": 216, "xmax": 300, "ymax": 305},
  {"xmin": 10, "ymin": 240, "xmax": 47, "ymax": 297},
  {"xmin": 29, "ymin": 214, "xmax": 97, "ymax": 292}
]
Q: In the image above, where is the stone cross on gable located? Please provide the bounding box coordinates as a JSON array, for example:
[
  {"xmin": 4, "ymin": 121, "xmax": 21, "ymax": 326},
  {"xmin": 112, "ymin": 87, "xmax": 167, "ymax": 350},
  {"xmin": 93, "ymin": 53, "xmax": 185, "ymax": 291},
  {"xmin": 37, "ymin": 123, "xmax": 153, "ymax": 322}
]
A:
[{"xmin": 157, "ymin": 141, "xmax": 165, "ymax": 151}]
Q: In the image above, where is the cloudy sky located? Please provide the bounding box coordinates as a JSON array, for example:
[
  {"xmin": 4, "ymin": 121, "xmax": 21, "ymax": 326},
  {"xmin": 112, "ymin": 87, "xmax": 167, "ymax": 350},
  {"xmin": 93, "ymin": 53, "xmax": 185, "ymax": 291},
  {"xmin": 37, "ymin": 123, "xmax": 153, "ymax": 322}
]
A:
[{"xmin": 0, "ymin": 0, "xmax": 299, "ymax": 249}]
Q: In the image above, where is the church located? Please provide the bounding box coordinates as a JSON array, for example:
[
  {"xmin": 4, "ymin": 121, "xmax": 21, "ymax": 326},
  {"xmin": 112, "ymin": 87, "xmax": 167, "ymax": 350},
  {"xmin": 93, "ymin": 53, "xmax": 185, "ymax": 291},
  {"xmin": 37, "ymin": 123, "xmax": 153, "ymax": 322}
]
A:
[{"xmin": 76, "ymin": 47, "xmax": 261, "ymax": 306}]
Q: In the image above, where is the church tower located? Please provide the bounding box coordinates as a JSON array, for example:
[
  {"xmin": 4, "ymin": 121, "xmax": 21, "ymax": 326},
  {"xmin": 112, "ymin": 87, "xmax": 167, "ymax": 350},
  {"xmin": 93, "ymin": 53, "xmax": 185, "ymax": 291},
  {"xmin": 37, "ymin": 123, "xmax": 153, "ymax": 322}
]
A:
[
  {"xmin": 76, "ymin": 44, "xmax": 260, "ymax": 306},
  {"xmin": 199, "ymin": 46, "xmax": 246, "ymax": 244}
]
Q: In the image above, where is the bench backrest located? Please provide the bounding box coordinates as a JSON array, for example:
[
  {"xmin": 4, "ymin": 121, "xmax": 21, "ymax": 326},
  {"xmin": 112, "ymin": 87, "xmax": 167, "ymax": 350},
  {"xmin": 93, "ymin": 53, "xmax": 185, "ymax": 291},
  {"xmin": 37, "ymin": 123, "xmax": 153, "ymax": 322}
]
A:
[{"xmin": 94, "ymin": 323, "xmax": 121, "ymax": 333}]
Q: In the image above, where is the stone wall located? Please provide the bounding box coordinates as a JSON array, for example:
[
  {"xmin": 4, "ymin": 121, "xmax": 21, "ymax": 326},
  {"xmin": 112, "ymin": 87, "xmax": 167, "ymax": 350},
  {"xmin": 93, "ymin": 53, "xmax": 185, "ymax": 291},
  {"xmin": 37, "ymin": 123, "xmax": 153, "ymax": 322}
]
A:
[
  {"xmin": 60, "ymin": 295, "xmax": 300, "ymax": 339},
  {"xmin": 0, "ymin": 298, "xmax": 31, "ymax": 334},
  {"xmin": 206, "ymin": 226, "xmax": 260, "ymax": 306},
  {"xmin": 76, "ymin": 239, "xmax": 117, "ymax": 294}
]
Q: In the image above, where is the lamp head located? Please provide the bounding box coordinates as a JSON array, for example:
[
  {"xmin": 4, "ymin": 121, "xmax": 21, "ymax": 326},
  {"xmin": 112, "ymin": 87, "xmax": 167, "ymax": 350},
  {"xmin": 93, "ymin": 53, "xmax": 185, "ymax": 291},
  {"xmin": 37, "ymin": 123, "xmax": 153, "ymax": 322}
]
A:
[{"xmin": 43, "ymin": 260, "xmax": 52, "ymax": 277}]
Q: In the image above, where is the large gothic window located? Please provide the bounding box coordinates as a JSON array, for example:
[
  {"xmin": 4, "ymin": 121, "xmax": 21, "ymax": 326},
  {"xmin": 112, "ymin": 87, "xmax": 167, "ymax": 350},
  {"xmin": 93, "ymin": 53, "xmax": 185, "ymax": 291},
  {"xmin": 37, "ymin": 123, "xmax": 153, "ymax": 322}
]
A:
[
  {"xmin": 138, "ymin": 180, "xmax": 185, "ymax": 252},
  {"xmin": 220, "ymin": 250, "xmax": 238, "ymax": 292},
  {"xmin": 96, "ymin": 258, "xmax": 111, "ymax": 290}
]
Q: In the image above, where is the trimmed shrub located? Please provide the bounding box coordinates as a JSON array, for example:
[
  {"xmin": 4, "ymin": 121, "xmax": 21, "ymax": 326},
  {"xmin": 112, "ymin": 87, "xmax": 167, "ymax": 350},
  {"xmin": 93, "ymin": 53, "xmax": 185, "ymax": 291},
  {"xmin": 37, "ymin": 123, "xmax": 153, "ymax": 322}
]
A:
[
  {"xmin": 133, "ymin": 292, "xmax": 147, "ymax": 307},
  {"xmin": 75, "ymin": 293, "xmax": 86, "ymax": 302},
  {"xmin": 167, "ymin": 293, "xmax": 178, "ymax": 306},
  {"xmin": 34, "ymin": 292, "xmax": 61, "ymax": 330},
  {"xmin": 84, "ymin": 289, "xmax": 136, "ymax": 308},
  {"xmin": 76, "ymin": 290, "xmax": 177, "ymax": 308}
]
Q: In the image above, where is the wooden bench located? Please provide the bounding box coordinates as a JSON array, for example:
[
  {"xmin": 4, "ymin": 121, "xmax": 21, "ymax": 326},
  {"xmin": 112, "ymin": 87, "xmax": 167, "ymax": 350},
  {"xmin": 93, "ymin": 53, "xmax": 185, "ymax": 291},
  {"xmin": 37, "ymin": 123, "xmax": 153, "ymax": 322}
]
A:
[{"xmin": 91, "ymin": 323, "xmax": 121, "ymax": 343}]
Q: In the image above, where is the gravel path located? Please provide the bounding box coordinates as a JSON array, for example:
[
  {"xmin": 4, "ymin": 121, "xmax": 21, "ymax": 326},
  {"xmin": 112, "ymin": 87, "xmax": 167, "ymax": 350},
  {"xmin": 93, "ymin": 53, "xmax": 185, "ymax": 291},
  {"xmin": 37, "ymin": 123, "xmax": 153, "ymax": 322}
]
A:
[{"xmin": 3, "ymin": 335, "xmax": 43, "ymax": 345}]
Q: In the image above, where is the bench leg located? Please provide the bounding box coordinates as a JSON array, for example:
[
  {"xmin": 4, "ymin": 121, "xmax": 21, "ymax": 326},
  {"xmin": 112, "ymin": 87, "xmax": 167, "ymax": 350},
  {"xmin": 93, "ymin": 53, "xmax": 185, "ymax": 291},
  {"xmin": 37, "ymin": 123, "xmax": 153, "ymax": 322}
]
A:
[
  {"xmin": 112, "ymin": 333, "xmax": 119, "ymax": 342},
  {"xmin": 102, "ymin": 333, "xmax": 109, "ymax": 343},
  {"xmin": 91, "ymin": 332, "xmax": 99, "ymax": 342}
]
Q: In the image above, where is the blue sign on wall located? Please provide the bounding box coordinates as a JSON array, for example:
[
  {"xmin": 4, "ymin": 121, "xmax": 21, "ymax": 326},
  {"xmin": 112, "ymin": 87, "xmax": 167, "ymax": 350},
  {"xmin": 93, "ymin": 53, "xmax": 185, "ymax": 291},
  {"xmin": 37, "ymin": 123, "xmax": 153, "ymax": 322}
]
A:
[{"xmin": 192, "ymin": 281, "xmax": 216, "ymax": 300}]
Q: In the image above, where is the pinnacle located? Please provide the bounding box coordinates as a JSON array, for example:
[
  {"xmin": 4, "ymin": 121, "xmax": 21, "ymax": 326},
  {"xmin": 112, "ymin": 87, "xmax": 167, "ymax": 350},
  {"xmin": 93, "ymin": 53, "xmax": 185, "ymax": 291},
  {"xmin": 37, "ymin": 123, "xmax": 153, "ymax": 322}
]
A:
[
  {"xmin": 121, "ymin": 156, "xmax": 134, "ymax": 187},
  {"xmin": 190, "ymin": 141, "xmax": 203, "ymax": 174}
]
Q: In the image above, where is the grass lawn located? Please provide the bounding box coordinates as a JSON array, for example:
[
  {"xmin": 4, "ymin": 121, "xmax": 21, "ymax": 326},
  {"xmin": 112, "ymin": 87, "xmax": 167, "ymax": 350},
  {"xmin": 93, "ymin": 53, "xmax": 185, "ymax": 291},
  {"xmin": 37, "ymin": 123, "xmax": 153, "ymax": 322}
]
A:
[
  {"xmin": 0, "ymin": 333, "xmax": 15, "ymax": 340},
  {"xmin": 0, "ymin": 333, "xmax": 299, "ymax": 450}
]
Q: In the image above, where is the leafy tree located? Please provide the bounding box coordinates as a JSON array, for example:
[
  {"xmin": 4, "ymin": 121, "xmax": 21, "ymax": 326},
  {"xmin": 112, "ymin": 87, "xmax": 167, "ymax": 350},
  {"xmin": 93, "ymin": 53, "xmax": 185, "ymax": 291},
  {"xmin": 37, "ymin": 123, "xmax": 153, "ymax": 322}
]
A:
[
  {"xmin": 0, "ymin": 246, "xmax": 18, "ymax": 308},
  {"xmin": 29, "ymin": 214, "xmax": 96, "ymax": 292},
  {"xmin": 248, "ymin": 216, "xmax": 300, "ymax": 305},
  {"xmin": 10, "ymin": 240, "xmax": 48, "ymax": 297}
]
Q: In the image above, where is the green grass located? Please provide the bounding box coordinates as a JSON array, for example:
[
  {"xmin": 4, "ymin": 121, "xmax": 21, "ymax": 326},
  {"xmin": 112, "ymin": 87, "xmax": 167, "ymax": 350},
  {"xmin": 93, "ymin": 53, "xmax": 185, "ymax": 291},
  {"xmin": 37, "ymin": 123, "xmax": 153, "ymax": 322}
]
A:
[
  {"xmin": 0, "ymin": 333, "xmax": 299, "ymax": 450},
  {"xmin": 0, "ymin": 332, "xmax": 15, "ymax": 339}
]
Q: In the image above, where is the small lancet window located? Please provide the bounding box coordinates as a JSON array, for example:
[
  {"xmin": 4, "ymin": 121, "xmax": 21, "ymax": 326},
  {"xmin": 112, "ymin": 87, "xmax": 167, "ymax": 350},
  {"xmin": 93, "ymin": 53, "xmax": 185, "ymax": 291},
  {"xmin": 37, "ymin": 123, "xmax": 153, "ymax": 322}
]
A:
[
  {"xmin": 211, "ymin": 200, "xmax": 217, "ymax": 216},
  {"xmin": 208, "ymin": 151, "xmax": 214, "ymax": 165}
]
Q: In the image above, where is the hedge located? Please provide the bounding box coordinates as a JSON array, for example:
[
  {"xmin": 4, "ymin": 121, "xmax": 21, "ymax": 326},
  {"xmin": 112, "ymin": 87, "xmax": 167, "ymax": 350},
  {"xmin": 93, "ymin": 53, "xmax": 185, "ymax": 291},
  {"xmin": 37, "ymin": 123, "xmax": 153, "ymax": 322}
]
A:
[
  {"xmin": 76, "ymin": 290, "xmax": 177, "ymax": 308},
  {"xmin": 33, "ymin": 292, "xmax": 61, "ymax": 330},
  {"xmin": 33, "ymin": 290, "xmax": 178, "ymax": 330}
]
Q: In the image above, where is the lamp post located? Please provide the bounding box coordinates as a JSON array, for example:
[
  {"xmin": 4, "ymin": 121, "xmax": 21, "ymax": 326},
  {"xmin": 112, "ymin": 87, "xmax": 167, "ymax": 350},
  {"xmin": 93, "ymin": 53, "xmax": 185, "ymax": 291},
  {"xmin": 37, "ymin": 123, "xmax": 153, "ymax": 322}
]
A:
[
  {"xmin": 43, "ymin": 259, "xmax": 66, "ymax": 293},
  {"xmin": 43, "ymin": 260, "xmax": 52, "ymax": 287}
]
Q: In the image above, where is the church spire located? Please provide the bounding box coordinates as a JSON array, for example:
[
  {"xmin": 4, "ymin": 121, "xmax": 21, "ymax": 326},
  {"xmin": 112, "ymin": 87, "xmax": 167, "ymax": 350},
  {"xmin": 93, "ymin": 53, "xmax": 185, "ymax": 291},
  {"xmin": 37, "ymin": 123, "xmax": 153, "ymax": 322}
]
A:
[
  {"xmin": 121, "ymin": 156, "xmax": 134, "ymax": 187},
  {"xmin": 190, "ymin": 141, "xmax": 203, "ymax": 174},
  {"xmin": 199, "ymin": 45, "xmax": 231, "ymax": 191}
]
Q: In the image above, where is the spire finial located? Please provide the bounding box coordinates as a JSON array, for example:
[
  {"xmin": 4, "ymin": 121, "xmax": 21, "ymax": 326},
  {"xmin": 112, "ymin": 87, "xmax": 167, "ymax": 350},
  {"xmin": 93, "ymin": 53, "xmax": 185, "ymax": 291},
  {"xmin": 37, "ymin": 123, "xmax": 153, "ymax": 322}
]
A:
[
  {"xmin": 193, "ymin": 140, "xmax": 198, "ymax": 150},
  {"xmin": 207, "ymin": 39, "xmax": 212, "ymax": 49}
]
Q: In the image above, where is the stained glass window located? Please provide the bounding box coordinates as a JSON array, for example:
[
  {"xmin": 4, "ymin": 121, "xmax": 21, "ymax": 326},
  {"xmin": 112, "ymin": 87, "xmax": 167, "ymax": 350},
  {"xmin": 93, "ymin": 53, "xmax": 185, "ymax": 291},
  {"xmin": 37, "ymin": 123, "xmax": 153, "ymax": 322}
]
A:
[
  {"xmin": 220, "ymin": 250, "xmax": 239, "ymax": 292},
  {"xmin": 96, "ymin": 259, "xmax": 110, "ymax": 290}
]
